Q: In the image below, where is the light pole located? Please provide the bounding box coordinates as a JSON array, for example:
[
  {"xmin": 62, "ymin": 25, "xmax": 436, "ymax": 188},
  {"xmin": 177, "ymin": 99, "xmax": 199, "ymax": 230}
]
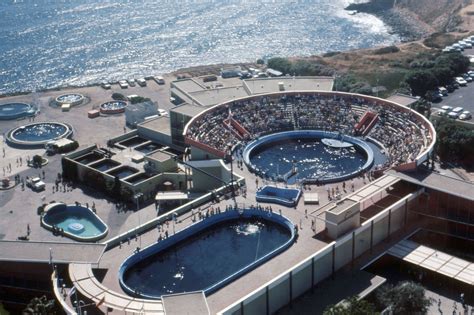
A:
[
  {"xmin": 228, "ymin": 145, "xmax": 235, "ymax": 200},
  {"xmin": 134, "ymin": 192, "xmax": 143, "ymax": 249}
]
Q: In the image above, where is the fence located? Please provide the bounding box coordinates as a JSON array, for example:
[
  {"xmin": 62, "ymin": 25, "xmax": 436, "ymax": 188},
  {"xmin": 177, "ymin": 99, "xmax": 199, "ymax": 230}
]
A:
[{"xmin": 218, "ymin": 188, "xmax": 424, "ymax": 315}]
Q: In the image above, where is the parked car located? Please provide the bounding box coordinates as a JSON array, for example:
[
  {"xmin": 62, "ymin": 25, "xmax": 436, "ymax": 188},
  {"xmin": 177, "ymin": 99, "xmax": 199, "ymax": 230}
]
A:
[
  {"xmin": 136, "ymin": 78, "xmax": 147, "ymax": 87},
  {"xmin": 118, "ymin": 80, "xmax": 129, "ymax": 89},
  {"xmin": 26, "ymin": 177, "xmax": 45, "ymax": 191},
  {"xmin": 441, "ymin": 105, "xmax": 453, "ymax": 111},
  {"xmin": 455, "ymin": 77, "xmax": 467, "ymax": 86},
  {"xmin": 101, "ymin": 82, "xmax": 111, "ymax": 90},
  {"xmin": 452, "ymin": 107, "xmax": 464, "ymax": 114},
  {"xmin": 128, "ymin": 79, "xmax": 136, "ymax": 87},
  {"xmin": 459, "ymin": 111, "xmax": 472, "ymax": 120},
  {"xmin": 447, "ymin": 111, "xmax": 459, "ymax": 119},
  {"xmin": 462, "ymin": 74, "xmax": 473, "ymax": 82},
  {"xmin": 438, "ymin": 87, "xmax": 448, "ymax": 96}
]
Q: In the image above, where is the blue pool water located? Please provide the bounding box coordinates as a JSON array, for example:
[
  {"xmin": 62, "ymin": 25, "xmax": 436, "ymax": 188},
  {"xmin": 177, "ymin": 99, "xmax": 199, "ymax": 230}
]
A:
[
  {"xmin": 121, "ymin": 215, "xmax": 292, "ymax": 298},
  {"xmin": 0, "ymin": 1, "xmax": 398, "ymax": 94},
  {"xmin": 256, "ymin": 186, "xmax": 301, "ymax": 207},
  {"xmin": 0, "ymin": 103, "xmax": 34, "ymax": 120},
  {"xmin": 42, "ymin": 204, "xmax": 108, "ymax": 241},
  {"xmin": 11, "ymin": 123, "xmax": 68, "ymax": 142}
]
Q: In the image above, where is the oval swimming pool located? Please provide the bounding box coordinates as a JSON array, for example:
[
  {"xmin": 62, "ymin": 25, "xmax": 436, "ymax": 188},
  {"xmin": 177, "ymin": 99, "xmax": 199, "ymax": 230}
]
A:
[
  {"xmin": 119, "ymin": 209, "xmax": 295, "ymax": 299},
  {"xmin": 41, "ymin": 203, "xmax": 108, "ymax": 242}
]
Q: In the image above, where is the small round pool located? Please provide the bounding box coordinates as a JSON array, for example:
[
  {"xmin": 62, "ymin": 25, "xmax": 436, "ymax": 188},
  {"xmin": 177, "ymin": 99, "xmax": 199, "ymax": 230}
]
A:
[
  {"xmin": 100, "ymin": 100, "xmax": 127, "ymax": 114},
  {"xmin": 41, "ymin": 203, "xmax": 108, "ymax": 241},
  {"xmin": 0, "ymin": 103, "xmax": 37, "ymax": 120},
  {"xmin": 119, "ymin": 209, "xmax": 295, "ymax": 299},
  {"xmin": 6, "ymin": 122, "xmax": 73, "ymax": 148},
  {"xmin": 244, "ymin": 130, "xmax": 374, "ymax": 184},
  {"xmin": 56, "ymin": 93, "xmax": 84, "ymax": 106}
]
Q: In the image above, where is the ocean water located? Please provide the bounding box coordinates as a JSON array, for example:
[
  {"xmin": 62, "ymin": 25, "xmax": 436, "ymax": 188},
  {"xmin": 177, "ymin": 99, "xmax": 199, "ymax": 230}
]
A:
[{"xmin": 0, "ymin": 0, "xmax": 398, "ymax": 94}]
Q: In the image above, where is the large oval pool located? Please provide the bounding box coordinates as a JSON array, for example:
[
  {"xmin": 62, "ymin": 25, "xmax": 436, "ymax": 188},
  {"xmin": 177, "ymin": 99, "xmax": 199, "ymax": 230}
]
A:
[{"xmin": 119, "ymin": 209, "xmax": 295, "ymax": 299}]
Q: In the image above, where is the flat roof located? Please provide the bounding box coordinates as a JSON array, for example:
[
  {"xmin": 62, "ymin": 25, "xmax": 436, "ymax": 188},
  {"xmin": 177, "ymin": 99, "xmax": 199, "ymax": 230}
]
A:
[
  {"xmin": 386, "ymin": 93, "xmax": 419, "ymax": 107},
  {"xmin": 388, "ymin": 169, "xmax": 474, "ymax": 201},
  {"xmin": 189, "ymin": 86, "xmax": 249, "ymax": 107},
  {"xmin": 388, "ymin": 239, "xmax": 474, "ymax": 285},
  {"xmin": 0, "ymin": 240, "xmax": 106, "ymax": 264},
  {"xmin": 138, "ymin": 116, "xmax": 171, "ymax": 136},
  {"xmin": 172, "ymin": 79, "xmax": 206, "ymax": 93},
  {"xmin": 243, "ymin": 77, "xmax": 334, "ymax": 95},
  {"xmin": 170, "ymin": 104, "xmax": 207, "ymax": 117},
  {"xmin": 147, "ymin": 150, "xmax": 175, "ymax": 162},
  {"xmin": 162, "ymin": 292, "xmax": 210, "ymax": 315}
]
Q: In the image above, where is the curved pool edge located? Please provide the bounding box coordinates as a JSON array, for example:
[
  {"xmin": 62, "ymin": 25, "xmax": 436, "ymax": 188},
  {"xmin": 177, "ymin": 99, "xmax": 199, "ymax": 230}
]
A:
[
  {"xmin": 256, "ymin": 185, "xmax": 302, "ymax": 207},
  {"xmin": 119, "ymin": 208, "xmax": 296, "ymax": 299},
  {"xmin": 41, "ymin": 202, "xmax": 108, "ymax": 242},
  {"xmin": 0, "ymin": 102, "xmax": 37, "ymax": 120},
  {"xmin": 6, "ymin": 121, "xmax": 74, "ymax": 149},
  {"xmin": 243, "ymin": 130, "xmax": 374, "ymax": 184}
]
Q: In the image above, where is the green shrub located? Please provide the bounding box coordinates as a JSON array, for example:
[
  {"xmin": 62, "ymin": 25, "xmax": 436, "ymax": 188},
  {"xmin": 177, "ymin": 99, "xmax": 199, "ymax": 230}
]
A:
[
  {"xmin": 112, "ymin": 93, "xmax": 127, "ymax": 101},
  {"xmin": 373, "ymin": 45, "xmax": 400, "ymax": 55}
]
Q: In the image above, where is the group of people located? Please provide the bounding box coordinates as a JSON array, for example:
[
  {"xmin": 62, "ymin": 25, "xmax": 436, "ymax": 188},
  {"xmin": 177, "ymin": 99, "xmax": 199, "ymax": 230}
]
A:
[{"xmin": 187, "ymin": 93, "xmax": 432, "ymax": 168}]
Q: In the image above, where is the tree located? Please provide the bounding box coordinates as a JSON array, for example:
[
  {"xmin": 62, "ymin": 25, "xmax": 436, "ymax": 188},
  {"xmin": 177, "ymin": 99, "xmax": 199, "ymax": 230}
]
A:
[
  {"xmin": 323, "ymin": 296, "xmax": 377, "ymax": 315},
  {"xmin": 435, "ymin": 117, "xmax": 474, "ymax": 165},
  {"xmin": 267, "ymin": 57, "xmax": 292, "ymax": 74},
  {"xmin": 256, "ymin": 58, "xmax": 265, "ymax": 65},
  {"xmin": 377, "ymin": 281, "xmax": 432, "ymax": 315},
  {"xmin": 405, "ymin": 70, "xmax": 438, "ymax": 96},
  {"xmin": 111, "ymin": 93, "xmax": 127, "ymax": 101},
  {"xmin": 32, "ymin": 155, "xmax": 43, "ymax": 168},
  {"xmin": 435, "ymin": 53, "xmax": 470, "ymax": 76},
  {"xmin": 23, "ymin": 296, "xmax": 56, "ymax": 315},
  {"xmin": 431, "ymin": 67, "xmax": 454, "ymax": 86}
]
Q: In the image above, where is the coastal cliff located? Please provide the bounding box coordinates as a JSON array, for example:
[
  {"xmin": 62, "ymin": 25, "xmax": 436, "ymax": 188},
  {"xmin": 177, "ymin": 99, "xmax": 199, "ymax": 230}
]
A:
[{"xmin": 347, "ymin": 0, "xmax": 470, "ymax": 41}]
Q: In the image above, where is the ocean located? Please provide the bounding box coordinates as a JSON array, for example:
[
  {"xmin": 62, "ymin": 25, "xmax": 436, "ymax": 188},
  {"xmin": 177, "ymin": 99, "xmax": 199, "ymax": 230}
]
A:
[{"xmin": 0, "ymin": 0, "xmax": 399, "ymax": 94}]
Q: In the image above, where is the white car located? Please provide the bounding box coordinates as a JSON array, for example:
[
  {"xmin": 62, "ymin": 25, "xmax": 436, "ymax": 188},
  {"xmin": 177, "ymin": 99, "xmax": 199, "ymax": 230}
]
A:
[
  {"xmin": 455, "ymin": 77, "xmax": 467, "ymax": 86},
  {"xmin": 27, "ymin": 177, "xmax": 45, "ymax": 191},
  {"xmin": 128, "ymin": 79, "xmax": 136, "ymax": 87},
  {"xmin": 118, "ymin": 80, "xmax": 129, "ymax": 89},
  {"xmin": 459, "ymin": 111, "xmax": 472, "ymax": 120},
  {"xmin": 136, "ymin": 78, "xmax": 147, "ymax": 87},
  {"xmin": 447, "ymin": 111, "xmax": 459, "ymax": 119},
  {"xmin": 452, "ymin": 107, "xmax": 464, "ymax": 114},
  {"xmin": 441, "ymin": 105, "xmax": 453, "ymax": 111}
]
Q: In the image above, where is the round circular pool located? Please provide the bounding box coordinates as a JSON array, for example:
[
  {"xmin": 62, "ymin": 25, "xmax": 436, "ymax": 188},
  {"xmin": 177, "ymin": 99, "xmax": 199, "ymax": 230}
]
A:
[
  {"xmin": 243, "ymin": 130, "xmax": 374, "ymax": 184},
  {"xmin": 6, "ymin": 122, "xmax": 73, "ymax": 148},
  {"xmin": 0, "ymin": 103, "xmax": 37, "ymax": 120},
  {"xmin": 100, "ymin": 100, "xmax": 127, "ymax": 114},
  {"xmin": 55, "ymin": 93, "xmax": 84, "ymax": 106}
]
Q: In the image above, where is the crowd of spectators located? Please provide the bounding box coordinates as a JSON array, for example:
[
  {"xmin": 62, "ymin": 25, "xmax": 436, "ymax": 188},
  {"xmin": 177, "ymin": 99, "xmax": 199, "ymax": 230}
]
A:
[{"xmin": 186, "ymin": 93, "xmax": 433, "ymax": 167}]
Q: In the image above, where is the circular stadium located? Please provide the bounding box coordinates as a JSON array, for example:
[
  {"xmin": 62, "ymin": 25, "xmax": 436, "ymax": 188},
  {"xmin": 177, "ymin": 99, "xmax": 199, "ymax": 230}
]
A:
[
  {"xmin": 184, "ymin": 91, "xmax": 436, "ymax": 183},
  {"xmin": 6, "ymin": 121, "xmax": 73, "ymax": 148},
  {"xmin": 0, "ymin": 102, "xmax": 37, "ymax": 120},
  {"xmin": 55, "ymin": 93, "xmax": 84, "ymax": 106}
]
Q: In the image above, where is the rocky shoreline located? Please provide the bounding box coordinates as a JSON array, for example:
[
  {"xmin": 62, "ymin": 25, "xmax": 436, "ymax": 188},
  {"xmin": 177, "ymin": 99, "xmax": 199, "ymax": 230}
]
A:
[{"xmin": 346, "ymin": 1, "xmax": 431, "ymax": 41}]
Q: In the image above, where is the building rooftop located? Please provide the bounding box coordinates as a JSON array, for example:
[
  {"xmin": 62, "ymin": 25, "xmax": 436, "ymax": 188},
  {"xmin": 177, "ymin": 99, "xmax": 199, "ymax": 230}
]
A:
[
  {"xmin": 147, "ymin": 150, "xmax": 175, "ymax": 162},
  {"xmin": 389, "ymin": 169, "xmax": 474, "ymax": 201},
  {"xmin": 171, "ymin": 104, "xmax": 207, "ymax": 118},
  {"xmin": 138, "ymin": 116, "xmax": 172, "ymax": 136},
  {"xmin": 386, "ymin": 93, "xmax": 419, "ymax": 107},
  {"xmin": 172, "ymin": 79, "xmax": 206, "ymax": 93},
  {"xmin": 0, "ymin": 240, "xmax": 106, "ymax": 264},
  {"xmin": 189, "ymin": 86, "xmax": 249, "ymax": 107},
  {"xmin": 243, "ymin": 76, "xmax": 334, "ymax": 95}
]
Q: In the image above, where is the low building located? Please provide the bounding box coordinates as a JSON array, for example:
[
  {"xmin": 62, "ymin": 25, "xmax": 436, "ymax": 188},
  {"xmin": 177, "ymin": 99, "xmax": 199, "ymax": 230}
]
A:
[{"xmin": 125, "ymin": 100, "xmax": 158, "ymax": 127}]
